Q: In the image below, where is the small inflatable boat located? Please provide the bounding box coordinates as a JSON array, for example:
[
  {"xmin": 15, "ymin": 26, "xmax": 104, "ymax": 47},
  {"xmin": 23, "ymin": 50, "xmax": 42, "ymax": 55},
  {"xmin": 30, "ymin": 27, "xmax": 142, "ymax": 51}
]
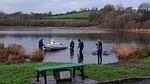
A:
[{"xmin": 44, "ymin": 40, "xmax": 68, "ymax": 51}]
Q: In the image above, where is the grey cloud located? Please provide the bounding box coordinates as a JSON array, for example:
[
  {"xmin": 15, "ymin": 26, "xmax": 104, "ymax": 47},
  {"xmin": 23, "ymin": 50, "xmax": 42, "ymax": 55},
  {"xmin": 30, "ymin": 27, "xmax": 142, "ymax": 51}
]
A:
[{"xmin": 0, "ymin": 0, "xmax": 149, "ymax": 14}]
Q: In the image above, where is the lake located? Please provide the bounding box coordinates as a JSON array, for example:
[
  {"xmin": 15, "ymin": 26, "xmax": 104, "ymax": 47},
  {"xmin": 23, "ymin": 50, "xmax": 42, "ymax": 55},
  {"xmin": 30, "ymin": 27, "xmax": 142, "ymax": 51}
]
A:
[{"xmin": 0, "ymin": 27, "xmax": 150, "ymax": 64}]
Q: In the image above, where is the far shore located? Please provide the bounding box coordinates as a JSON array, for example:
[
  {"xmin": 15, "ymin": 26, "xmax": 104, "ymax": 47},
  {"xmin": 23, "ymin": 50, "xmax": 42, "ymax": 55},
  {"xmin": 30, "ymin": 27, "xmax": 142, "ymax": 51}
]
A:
[{"xmin": 0, "ymin": 26, "xmax": 150, "ymax": 33}]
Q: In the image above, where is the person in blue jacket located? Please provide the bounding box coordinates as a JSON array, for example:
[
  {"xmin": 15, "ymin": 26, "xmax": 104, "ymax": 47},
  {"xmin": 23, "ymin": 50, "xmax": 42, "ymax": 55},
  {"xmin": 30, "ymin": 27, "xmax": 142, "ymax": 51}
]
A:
[
  {"xmin": 39, "ymin": 38, "xmax": 44, "ymax": 50},
  {"xmin": 77, "ymin": 39, "xmax": 84, "ymax": 53}
]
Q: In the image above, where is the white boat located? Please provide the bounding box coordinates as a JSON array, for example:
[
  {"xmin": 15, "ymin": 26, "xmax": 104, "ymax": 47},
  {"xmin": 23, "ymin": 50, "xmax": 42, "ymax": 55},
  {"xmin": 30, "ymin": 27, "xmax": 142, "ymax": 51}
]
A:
[{"xmin": 44, "ymin": 40, "xmax": 68, "ymax": 51}]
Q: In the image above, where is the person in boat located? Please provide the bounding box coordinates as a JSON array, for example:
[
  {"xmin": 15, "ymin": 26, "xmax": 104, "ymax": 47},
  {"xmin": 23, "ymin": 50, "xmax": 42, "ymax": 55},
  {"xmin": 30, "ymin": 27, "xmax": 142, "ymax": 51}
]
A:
[
  {"xmin": 70, "ymin": 40, "xmax": 74, "ymax": 51},
  {"xmin": 77, "ymin": 39, "xmax": 84, "ymax": 53},
  {"xmin": 96, "ymin": 39, "xmax": 103, "ymax": 64},
  {"xmin": 39, "ymin": 38, "xmax": 44, "ymax": 51}
]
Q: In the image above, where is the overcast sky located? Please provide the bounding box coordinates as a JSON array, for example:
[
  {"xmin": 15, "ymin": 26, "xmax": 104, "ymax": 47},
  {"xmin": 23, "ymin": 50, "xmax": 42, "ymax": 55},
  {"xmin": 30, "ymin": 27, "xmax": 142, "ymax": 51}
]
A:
[{"xmin": 0, "ymin": 0, "xmax": 149, "ymax": 14}]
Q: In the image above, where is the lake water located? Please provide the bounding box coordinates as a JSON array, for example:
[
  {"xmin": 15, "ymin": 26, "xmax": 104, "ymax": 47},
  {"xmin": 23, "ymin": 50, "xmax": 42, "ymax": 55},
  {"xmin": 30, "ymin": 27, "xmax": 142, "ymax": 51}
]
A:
[{"xmin": 0, "ymin": 27, "xmax": 150, "ymax": 64}]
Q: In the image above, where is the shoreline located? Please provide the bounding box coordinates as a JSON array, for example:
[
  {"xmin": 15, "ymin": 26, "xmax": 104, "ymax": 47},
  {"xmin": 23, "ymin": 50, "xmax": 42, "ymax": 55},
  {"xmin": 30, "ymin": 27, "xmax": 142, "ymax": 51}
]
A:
[
  {"xmin": 0, "ymin": 26, "xmax": 150, "ymax": 33},
  {"xmin": 126, "ymin": 29, "xmax": 150, "ymax": 33}
]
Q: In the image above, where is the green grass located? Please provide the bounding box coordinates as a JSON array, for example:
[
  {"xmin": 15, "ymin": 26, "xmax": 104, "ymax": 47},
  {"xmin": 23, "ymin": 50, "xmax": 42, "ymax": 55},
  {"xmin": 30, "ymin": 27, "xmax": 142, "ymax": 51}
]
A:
[
  {"xmin": 85, "ymin": 65, "xmax": 141, "ymax": 81},
  {"xmin": 0, "ymin": 62, "xmax": 59, "ymax": 84},
  {"xmin": 43, "ymin": 12, "xmax": 91, "ymax": 23},
  {"xmin": 1, "ymin": 57, "xmax": 150, "ymax": 84},
  {"xmin": 44, "ymin": 12, "xmax": 91, "ymax": 19}
]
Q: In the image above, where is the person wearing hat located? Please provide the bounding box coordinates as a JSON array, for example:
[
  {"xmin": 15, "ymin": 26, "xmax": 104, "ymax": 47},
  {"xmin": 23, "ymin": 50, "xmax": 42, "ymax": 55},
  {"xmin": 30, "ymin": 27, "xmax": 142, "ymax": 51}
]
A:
[{"xmin": 96, "ymin": 39, "xmax": 103, "ymax": 64}]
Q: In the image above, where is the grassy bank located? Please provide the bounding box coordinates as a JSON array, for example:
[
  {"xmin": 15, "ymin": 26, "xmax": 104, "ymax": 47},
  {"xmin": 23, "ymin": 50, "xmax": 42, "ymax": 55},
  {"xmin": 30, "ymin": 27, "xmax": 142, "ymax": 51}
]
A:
[
  {"xmin": 1, "ymin": 56, "xmax": 150, "ymax": 84},
  {"xmin": 44, "ymin": 12, "xmax": 90, "ymax": 19}
]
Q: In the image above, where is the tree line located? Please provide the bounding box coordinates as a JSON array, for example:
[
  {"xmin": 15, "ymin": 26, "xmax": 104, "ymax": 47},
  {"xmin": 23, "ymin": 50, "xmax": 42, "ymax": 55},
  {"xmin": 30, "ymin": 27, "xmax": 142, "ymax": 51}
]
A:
[
  {"xmin": 0, "ymin": 12, "xmax": 51, "ymax": 26},
  {"xmin": 89, "ymin": 2, "xmax": 150, "ymax": 29}
]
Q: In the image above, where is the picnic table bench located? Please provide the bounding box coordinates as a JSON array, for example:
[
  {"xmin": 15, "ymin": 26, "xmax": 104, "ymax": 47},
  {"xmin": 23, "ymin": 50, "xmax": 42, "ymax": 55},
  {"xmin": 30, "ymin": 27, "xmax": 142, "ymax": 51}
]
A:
[{"xmin": 35, "ymin": 63, "xmax": 85, "ymax": 84}]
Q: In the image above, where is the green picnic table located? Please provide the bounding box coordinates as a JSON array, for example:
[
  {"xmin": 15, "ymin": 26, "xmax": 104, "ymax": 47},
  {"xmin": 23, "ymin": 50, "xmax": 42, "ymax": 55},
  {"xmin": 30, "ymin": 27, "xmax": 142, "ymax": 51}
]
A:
[{"xmin": 35, "ymin": 63, "xmax": 85, "ymax": 84}]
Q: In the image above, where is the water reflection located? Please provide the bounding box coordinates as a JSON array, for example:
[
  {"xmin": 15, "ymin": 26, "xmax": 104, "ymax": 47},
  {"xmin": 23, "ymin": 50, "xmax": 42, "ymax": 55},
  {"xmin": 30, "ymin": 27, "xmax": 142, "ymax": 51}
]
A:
[
  {"xmin": 70, "ymin": 49, "xmax": 74, "ymax": 63},
  {"xmin": 77, "ymin": 51, "xmax": 84, "ymax": 63},
  {"xmin": 0, "ymin": 32, "xmax": 149, "ymax": 44}
]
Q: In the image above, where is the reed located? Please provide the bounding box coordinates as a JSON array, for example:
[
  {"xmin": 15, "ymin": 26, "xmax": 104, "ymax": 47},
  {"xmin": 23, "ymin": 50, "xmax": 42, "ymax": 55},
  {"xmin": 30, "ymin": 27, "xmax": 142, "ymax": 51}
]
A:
[
  {"xmin": 0, "ymin": 43, "xmax": 7, "ymax": 63},
  {"xmin": 113, "ymin": 45, "xmax": 142, "ymax": 60},
  {"xmin": 29, "ymin": 49, "xmax": 44, "ymax": 62},
  {"xmin": 6, "ymin": 44, "xmax": 25, "ymax": 64}
]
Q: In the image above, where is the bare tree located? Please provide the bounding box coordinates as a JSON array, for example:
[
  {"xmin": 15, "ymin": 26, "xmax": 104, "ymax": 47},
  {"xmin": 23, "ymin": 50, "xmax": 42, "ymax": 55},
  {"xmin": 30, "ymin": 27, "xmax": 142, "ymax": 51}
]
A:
[
  {"xmin": 115, "ymin": 4, "xmax": 124, "ymax": 11},
  {"xmin": 101, "ymin": 4, "xmax": 115, "ymax": 13},
  {"xmin": 138, "ymin": 2, "xmax": 150, "ymax": 17},
  {"xmin": 138, "ymin": 2, "xmax": 150, "ymax": 11},
  {"xmin": 143, "ymin": 20, "xmax": 150, "ymax": 29}
]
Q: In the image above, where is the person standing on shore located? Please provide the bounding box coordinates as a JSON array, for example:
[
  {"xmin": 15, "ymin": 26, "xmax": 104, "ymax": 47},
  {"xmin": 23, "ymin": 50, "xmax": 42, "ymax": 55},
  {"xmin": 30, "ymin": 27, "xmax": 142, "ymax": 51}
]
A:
[
  {"xmin": 70, "ymin": 40, "xmax": 75, "ymax": 62},
  {"xmin": 77, "ymin": 39, "xmax": 84, "ymax": 53},
  {"xmin": 39, "ymin": 38, "xmax": 44, "ymax": 51},
  {"xmin": 96, "ymin": 40, "xmax": 103, "ymax": 64},
  {"xmin": 70, "ymin": 40, "xmax": 74, "ymax": 51}
]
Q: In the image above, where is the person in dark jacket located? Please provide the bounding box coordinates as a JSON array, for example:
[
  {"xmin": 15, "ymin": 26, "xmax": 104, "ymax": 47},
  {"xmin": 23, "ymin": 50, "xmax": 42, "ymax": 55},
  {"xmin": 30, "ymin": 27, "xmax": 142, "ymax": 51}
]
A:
[
  {"xmin": 70, "ymin": 40, "xmax": 74, "ymax": 51},
  {"xmin": 70, "ymin": 40, "xmax": 75, "ymax": 61},
  {"xmin": 96, "ymin": 40, "xmax": 103, "ymax": 64},
  {"xmin": 39, "ymin": 38, "xmax": 44, "ymax": 50},
  {"xmin": 77, "ymin": 39, "xmax": 84, "ymax": 53}
]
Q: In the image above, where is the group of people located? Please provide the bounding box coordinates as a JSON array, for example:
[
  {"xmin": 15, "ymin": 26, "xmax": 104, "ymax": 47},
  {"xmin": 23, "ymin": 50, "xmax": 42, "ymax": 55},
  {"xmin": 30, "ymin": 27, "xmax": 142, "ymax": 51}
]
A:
[
  {"xmin": 70, "ymin": 39, "xmax": 84, "ymax": 53},
  {"xmin": 39, "ymin": 38, "xmax": 103, "ymax": 64},
  {"xmin": 70, "ymin": 39, "xmax": 84, "ymax": 63},
  {"xmin": 70, "ymin": 39, "xmax": 103, "ymax": 64}
]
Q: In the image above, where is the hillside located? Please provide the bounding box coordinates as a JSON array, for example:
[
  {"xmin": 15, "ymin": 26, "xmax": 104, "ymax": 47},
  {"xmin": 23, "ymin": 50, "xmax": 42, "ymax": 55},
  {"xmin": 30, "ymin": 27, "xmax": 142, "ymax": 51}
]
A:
[{"xmin": 44, "ymin": 11, "xmax": 91, "ymax": 19}]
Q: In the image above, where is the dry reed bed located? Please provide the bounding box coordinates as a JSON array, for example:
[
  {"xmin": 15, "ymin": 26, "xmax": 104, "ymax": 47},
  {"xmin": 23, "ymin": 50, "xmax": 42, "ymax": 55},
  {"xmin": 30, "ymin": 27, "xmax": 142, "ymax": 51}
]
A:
[
  {"xmin": 6, "ymin": 44, "xmax": 25, "ymax": 64},
  {"xmin": 113, "ymin": 45, "xmax": 150, "ymax": 60},
  {"xmin": 0, "ymin": 43, "xmax": 44, "ymax": 64}
]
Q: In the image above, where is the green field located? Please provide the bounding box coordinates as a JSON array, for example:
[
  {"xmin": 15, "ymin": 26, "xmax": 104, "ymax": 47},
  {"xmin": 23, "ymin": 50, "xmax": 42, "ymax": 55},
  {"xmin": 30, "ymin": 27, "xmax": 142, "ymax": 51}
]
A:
[
  {"xmin": 43, "ymin": 12, "xmax": 91, "ymax": 23},
  {"xmin": 41, "ymin": 19, "xmax": 89, "ymax": 23},
  {"xmin": 1, "ymin": 56, "xmax": 150, "ymax": 84},
  {"xmin": 45, "ymin": 12, "xmax": 91, "ymax": 19}
]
